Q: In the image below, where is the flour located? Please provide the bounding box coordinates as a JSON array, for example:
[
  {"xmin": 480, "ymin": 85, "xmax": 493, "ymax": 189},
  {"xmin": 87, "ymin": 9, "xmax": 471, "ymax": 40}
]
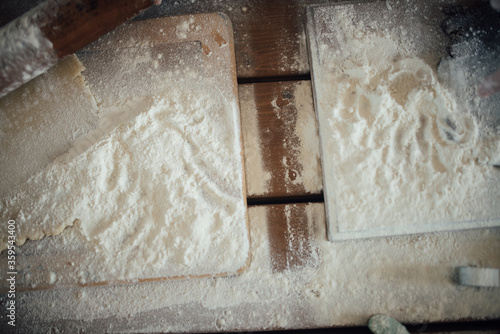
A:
[
  {"xmin": 293, "ymin": 81, "xmax": 322, "ymax": 193},
  {"xmin": 240, "ymin": 81, "xmax": 322, "ymax": 196},
  {"xmin": 138, "ymin": 0, "xmax": 310, "ymax": 77},
  {"xmin": 240, "ymin": 84, "xmax": 272, "ymax": 195},
  {"xmin": 437, "ymin": 5, "xmax": 500, "ymax": 162},
  {"xmin": 0, "ymin": 84, "xmax": 249, "ymax": 281},
  {"xmin": 308, "ymin": 1, "xmax": 500, "ymax": 240},
  {"xmin": 175, "ymin": 17, "xmax": 197, "ymax": 39},
  {"xmin": 0, "ymin": 2, "xmax": 58, "ymax": 98},
  {"xmin": 8, "ymin": 204, "xmax": 500, "ymax": 332},
  {"xmin": 2, "ymin": 4, "xmax": 499, "ymax": 332},
  {"xmin": 275, "ymin": 81, "xmax": 323, "ymax": 193},
  {"xmin": 0, "ymin": 55, "xmax": 99, "ymax": 199},
  {"xmin": 0, "ymin": 26, "xmax": 249, "ymax": 282},
  {"xmin": 277, "ymin": 29, "xmax": 309, "ymax": 74}
]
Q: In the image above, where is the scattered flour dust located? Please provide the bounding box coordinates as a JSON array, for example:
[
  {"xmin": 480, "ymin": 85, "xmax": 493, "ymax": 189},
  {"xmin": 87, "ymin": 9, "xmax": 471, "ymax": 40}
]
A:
[
  {"xmin": 240, "ymin": 84, "xmax": 272, "ymax": 195},
  {"xmin": 309, "ymin": 2, "xmax": 500, "ymax": 240},
  {"xmin": 0, "ymin": 2, "xmax": 58, "ymax": 98},
  {"xmin": 175, "ymin": 16, "xmax": 199, "ymax": 39},
  {"xmin": 272, "ymin": 81, "xmax": 323, "ymax": 193},
  {"xmin": 0, "ymin": 53, "xmax": 249, "ymax": 281},
  {"xmin": 12, "ymin": 204, "xmax": 500, "ymax": 332},
  {"xmin": 292, "ymin": 81, "xmax": 323, "ymax": 193},
  {"xmin": 277, "ymin": 29, "xmax": 309, "ymax": 74}
]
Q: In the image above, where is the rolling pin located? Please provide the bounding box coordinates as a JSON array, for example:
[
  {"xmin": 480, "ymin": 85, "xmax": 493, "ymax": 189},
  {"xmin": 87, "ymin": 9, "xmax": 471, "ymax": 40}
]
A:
[{"xmin": 0, "ymin": 0, "xmax": 159, "ymax": 99}]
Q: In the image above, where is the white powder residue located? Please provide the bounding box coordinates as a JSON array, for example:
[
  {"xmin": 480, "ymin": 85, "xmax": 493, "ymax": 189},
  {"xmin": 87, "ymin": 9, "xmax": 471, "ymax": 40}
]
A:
[
  {"xmin": 0, "ymin": 3, "xmax": 58, "ymax": 98},
  {"xmin": 175, "ymin": 17, "xmax": 197, "ymax": 39},
  {"xmin": 48, "ymin": 272, "xmax": 57, "ymax": 285},
  {"xmin": 278, "ymin": 29, "xmax": 309, "ymax": 74},
  {"xmin": 0, "ymin": 33, "xmax": 249, "ymax": 283},
  {"xmin": 11, "ymin": 204, "xmax": 500, "ymax": 332},
  {"xmin": 438, "ymin": 24, "xmax": 500, "ymax": 165},
  {"xmin": 0, "ymin": 88, "xmax": 249, "ymax": 281},
  {"xmin": 293, "ymin": 81, "xmax": 323, "ymax": 193},
  {"xmin": 267, "ymin": 81, "xmax": 322, "ymax": 195},
  {"xmin": 0, "ymin": 55, "xmax": 99, "ymax": 199},
  {"xmin": 240, "ymin": 84, "xmax": 272, "ymax": 196},
  {"xmin": 308, "ymin": 2, "xmax": 500, "ymax": 240},
  {"xmin": 269, "ymin": 90, "xmax": 304, "ymax": 191},
  {"xmin": 295, "ymin": 28, "xmax": 309, "ymax": 73}
]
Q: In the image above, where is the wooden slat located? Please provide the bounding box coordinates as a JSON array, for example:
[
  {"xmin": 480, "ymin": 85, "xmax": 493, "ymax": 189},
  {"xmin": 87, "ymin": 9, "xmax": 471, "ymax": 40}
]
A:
[
  {"xmin": 240, "ymin": 80, "xmax": 323, "ymax": 198},
  {"xmin": 266, "ymin": 203, "xmax": 319, "ymax": 272}
]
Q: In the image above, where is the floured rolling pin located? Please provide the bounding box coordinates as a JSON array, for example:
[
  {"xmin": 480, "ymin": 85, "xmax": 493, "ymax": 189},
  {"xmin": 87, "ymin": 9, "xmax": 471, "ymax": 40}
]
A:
[{"xmin": 0, "ymin": 0, "xmax": 161, "ymax": 99}]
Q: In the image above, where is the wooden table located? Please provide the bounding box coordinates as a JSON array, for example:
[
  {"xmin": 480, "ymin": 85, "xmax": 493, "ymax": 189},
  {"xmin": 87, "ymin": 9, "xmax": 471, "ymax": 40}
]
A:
[{"xmin": 1, "ymin": 0, "xmax": 499, "ymax": 332}]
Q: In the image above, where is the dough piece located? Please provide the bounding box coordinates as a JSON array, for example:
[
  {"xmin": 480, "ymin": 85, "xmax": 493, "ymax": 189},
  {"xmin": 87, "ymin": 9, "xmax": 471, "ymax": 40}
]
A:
[{"xmin": 0, "ymin": 55, "xmax": 99, "ymax": 199}]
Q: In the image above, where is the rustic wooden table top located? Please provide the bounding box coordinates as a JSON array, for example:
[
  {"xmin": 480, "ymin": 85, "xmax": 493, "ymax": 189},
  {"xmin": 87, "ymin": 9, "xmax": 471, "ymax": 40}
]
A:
[{"xmin": 1, "ymin": 0, "xmax": 499, "ymax": 332}]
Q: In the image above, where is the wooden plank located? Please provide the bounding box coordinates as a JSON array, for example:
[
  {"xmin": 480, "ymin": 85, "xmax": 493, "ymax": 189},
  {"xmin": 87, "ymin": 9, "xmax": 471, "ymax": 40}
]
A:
[
  {"xmin": 239, "ymin": 80, "xmax": 323, "ymax": 198},
  {"xmin": 266, "ymin": 203, "xmax": 320, "ymax": 272}
]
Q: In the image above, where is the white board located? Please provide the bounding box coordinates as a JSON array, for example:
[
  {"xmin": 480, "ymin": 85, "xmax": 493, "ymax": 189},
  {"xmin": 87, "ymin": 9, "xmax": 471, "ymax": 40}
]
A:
[{"xmin": 306, "ymin": 1, "xmax": 500, "ymax": 241}]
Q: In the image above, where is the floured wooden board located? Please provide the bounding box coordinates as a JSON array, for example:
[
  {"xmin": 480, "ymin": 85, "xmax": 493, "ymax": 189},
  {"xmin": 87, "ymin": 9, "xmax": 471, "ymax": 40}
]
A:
[
  {"xmin": 0, "ymin": 13, "xmax": 250, "ymax": 291},
  {"xmin": 306, "ymin": 1, "xmax": 500, "ymax": 241}
]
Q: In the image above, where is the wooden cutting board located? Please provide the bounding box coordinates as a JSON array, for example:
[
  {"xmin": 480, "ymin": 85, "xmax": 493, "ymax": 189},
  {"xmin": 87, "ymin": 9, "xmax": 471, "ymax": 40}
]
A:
[{"xmin": 0, "ymin": 13, "xmax": 250, "ymax": 292}]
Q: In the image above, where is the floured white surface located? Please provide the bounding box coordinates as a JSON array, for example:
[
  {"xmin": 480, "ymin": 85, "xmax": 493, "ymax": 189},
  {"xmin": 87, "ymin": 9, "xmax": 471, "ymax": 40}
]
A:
[
  {"xmin": 0, "ymin": 20, "xmax": 249, "ymax": 283},
  {"xmin": 1, "ymin": 91, "xmax": 248, "ymax": 282},
  {"xmin": 307, "ymin": 1, "xmax": 500, "ymax": 240},
  {"xmin": 7, "ymin": 204, "xmax": 500, "ymax": 332}
]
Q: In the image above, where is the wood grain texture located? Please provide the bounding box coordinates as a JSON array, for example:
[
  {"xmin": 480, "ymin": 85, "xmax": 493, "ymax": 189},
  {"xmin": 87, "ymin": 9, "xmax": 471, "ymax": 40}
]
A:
[
  {"xmin": 0, "ymin": 0, "xmax": 334, "ymax": 80},
  {"xmin": 266, "ymin": 203, "xmax": 319, "ymax": 272},
  {"xmin": 1, "ymin": 1, "xmax": 498, "ymax": 332},
  {"xmin": 41, "ymin": 0, "xmax": 153, "ymax": 58},
  {"xmin": 240, "ymin": 80, "xmax": 323, "ymax": 198},
  {"xmin": 0, "ymin": 0, "xmax": 154, "ymax": 97}
]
